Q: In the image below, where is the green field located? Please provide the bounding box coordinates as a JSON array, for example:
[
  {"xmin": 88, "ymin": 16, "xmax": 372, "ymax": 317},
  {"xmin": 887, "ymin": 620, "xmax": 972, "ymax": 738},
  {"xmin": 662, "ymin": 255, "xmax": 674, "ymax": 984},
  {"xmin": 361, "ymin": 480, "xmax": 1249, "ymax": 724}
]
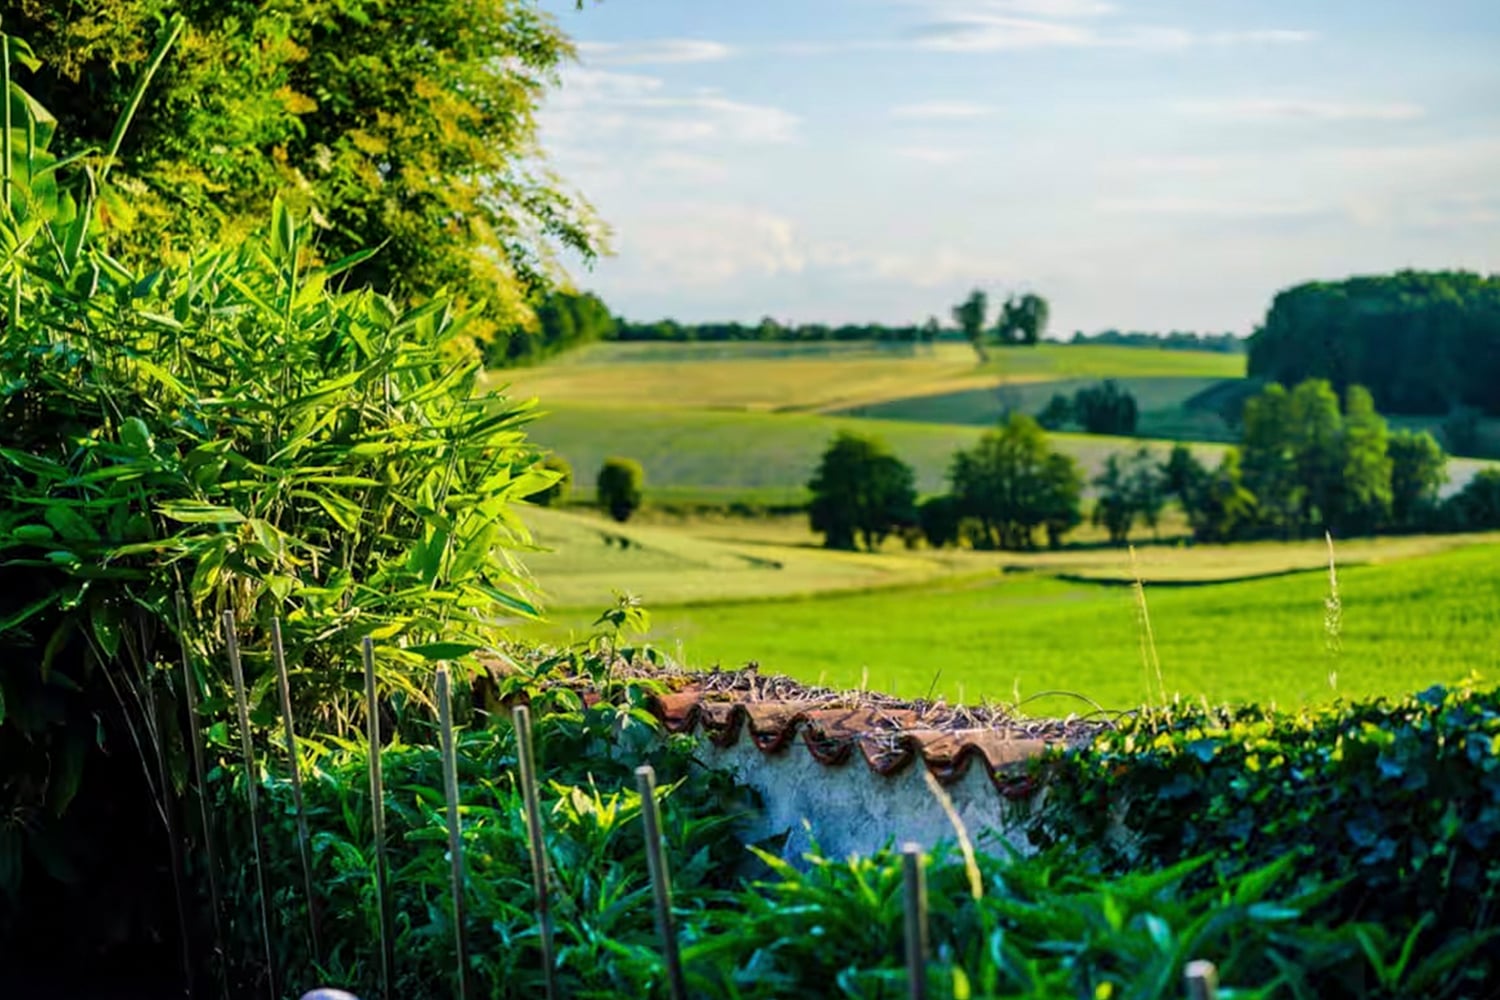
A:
[
  {"xmin": 523, "ymin": 540, "xmax": 1500, "ymax": 713},
  {"xmin": 496, "ymin": 341, "xmax": 1246, "ymax": 415}
]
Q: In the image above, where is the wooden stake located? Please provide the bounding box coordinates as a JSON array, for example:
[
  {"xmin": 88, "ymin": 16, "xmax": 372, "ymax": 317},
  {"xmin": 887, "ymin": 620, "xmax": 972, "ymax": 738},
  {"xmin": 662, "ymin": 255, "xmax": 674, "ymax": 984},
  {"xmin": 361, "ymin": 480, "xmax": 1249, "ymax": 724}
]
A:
[
  {"xmin": 511, "ymin": 705, "xmax": 558, "ymax": 1000},
  {"xmin": 902, "ymin": 843, "xmax": 929, "ymax": 1000},
  {"xmin": 223, "ymin": 610, "xmax": 277, "ymax": 1000},
  {"xmin": 635, "ymin": 765, "xmax": 687, "ymax": 1000},
  {"xmin": 436, "ymin": 666, "xmax": 470, "ymax": 1000},
  {"xmin": 272, "ymin": 617, "xmax": 322, "ymax": 963},
  {"xmin": 362, "ymin": 638, "xmax": 395, "ymax": 997},
  {"xmin": 1184, "ymin": 960, "xmax": 1219, "ymax": 1000},
  {"xmin": 177, "ymin": 594, "xmax": 227, "ymax": 1000}
]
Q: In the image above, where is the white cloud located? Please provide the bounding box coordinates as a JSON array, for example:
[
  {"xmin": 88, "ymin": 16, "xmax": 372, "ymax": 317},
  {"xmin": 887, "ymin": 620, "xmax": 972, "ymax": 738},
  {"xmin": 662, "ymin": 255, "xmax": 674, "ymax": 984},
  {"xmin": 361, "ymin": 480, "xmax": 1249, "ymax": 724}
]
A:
[
  {"xmin": 1176, "ymin": 98, "xmax": 1425, "ymax": 122},
  {"xmin": 577, "ymin": 39, "xmax": 734, "ymax": 66},
  {"xmin": 1097, "ymin": 196, "xmax": 1323, "ymax": 219},
  {"xmin": 613, "ymin": 205, "xmax": 807, "ymax": 287},
  {"xmin": 893, "ymin": 146, "xmax": 968, "ymax": 164},
  {"xmin": 543, "ymin": 69, "xmax": 798, "ymax": 147},
  {"xmin": 891, "ymin": 100, "xmax": 997, "ymax": 119}
]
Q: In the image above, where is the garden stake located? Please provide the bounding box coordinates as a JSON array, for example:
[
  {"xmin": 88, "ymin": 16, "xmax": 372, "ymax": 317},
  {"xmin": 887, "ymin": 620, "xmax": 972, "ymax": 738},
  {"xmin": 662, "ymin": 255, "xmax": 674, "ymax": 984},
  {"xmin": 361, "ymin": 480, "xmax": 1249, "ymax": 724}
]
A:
[
  {"xmin": 1184, "ymin": 960, "xmax": 1219, "ymax": 1000},
  {"xmin": 362, "ymin": 638, "xmax": 396, "ymax": 997},
  {"xmin": 177, "ymin": 594, "xmax": 228, "ymax": 1000},
  {"xmin": 635, "ymin": 765, "xmax": 688, "ymax": 1000},
  {"xmin": 511, "ymin": 705, "xmax": 559, "ymax": 1000},
  {"xmin": 436, "ymin": 666, "xmax": 470, "ymax": 1000},
  {"xmin": 902, "ymin": 843, "xmax": 929, "ymax": 1000},
  {"xmin": 144, "ymin": 646, "xmax": 194, "ymax": 1000},
  {"xmin": 223, "ymin": 610, "xmax": 278, "ymax": 1000},
  {"xmin": 272, "ymin": 617, "xmax": 322, "ymax": 963}
]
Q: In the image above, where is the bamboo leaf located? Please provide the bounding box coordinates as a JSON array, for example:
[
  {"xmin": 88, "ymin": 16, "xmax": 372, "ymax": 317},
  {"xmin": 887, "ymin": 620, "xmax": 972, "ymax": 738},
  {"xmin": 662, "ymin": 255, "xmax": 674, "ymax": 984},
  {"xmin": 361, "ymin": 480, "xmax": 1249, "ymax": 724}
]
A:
[{"xmin": 157, "ymin": 501, "xmax": 246, "ymax": 525}]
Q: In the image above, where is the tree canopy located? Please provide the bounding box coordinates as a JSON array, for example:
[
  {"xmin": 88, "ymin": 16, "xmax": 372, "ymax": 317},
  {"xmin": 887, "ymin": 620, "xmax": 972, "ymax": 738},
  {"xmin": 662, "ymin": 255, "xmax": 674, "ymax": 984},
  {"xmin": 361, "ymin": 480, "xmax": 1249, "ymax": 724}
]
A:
[
  {"xmin": 6, "ymin": 0, "xmax": 602, "ymax": 347},
  {"xmin": 807, "ymin": 432, "xmax": 917, "ymax": 551},
  {"xmin": 1248, "ymin": 271, "xmax": 1500, "ymax": 417},
  {"xmin": 949, "ymin": 413, "xmax": 1082, "ymax": 550}
]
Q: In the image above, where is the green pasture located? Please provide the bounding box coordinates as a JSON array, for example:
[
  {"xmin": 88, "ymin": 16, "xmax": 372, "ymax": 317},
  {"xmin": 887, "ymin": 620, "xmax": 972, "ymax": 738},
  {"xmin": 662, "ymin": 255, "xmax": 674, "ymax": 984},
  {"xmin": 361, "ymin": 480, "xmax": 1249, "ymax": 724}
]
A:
[{"xmin": 524, "ymin": 540, "xmax": 1500, "ymax": 713}]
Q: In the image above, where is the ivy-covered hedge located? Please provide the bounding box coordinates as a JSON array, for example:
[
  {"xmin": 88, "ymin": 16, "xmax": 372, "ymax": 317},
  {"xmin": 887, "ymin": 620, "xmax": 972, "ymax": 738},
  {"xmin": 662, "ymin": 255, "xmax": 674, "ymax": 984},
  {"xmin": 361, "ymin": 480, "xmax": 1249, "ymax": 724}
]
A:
[{"xmin": 1031, "ymin": 683, "xmax": 1500, "ymax": 993}]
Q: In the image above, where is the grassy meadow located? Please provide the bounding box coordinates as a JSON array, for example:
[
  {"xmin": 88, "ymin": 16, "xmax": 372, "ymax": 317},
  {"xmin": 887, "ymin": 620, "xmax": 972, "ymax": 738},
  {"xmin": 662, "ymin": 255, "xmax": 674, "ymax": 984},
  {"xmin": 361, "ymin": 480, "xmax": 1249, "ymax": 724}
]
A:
[
  {"xmin": 523, "ymin": 536, "xmax": 1500, "ymax": 713},
  {"xmin": 505, "ymin": 338, "xmax": 1500, "ymax": 712}
]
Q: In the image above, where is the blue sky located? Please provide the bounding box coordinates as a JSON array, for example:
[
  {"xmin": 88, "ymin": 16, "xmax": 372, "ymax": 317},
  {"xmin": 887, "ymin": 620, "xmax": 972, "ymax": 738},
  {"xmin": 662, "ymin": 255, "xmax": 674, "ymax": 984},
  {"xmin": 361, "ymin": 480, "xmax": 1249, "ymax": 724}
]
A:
[{"xmin": 536, "ymin": 0, "xmax": 1500, "ymax": 335}]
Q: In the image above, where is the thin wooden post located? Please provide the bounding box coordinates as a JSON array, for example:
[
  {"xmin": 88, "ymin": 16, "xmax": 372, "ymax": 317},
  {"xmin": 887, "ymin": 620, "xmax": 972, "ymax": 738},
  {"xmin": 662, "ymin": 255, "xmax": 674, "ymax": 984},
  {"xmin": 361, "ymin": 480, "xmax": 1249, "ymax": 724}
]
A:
[
  {"xmin": 145, "ymin": 654, "xmax": 195, "ymax": 999},
  {"xmin": 436, "ymin": 666, "xmax": 470, "ymax": 1000},
  {"xmin": 635, "ymin": 765, "xmax": 687, "ymax": 1000},
  {"xmin": 223, "ymin": 610, "xmax": 277, "ymax": 1000},
  {"xmin": 511, "ymin": 705, "xmax": 558, "ymax": 1000},
  {"xmin": 176, "ymin": 594, "xmax": 227, "ymax": 1000},
  {"xmin": 272, "ymin": 617, "xmax": 322, "ymax": 963},
  {"xmin": 361, "ymin": 638, "xmax": 395, "ymax": 998},
  {"xmin": 902, "ymin": 843, "xmax": 929, "ymax": 1000},
  {"xmin": 1184, "ymin": 960, "xmax": 1219, "ymax": 1000}
]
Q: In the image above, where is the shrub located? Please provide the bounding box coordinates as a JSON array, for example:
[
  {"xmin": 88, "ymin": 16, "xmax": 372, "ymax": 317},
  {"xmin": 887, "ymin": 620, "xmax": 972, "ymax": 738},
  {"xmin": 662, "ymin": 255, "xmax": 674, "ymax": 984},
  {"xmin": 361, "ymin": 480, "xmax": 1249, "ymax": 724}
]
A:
[
  {"xmin": 528, "ymin": 454, "xmax": 573, "ymax": 507},
  {"xmin": 596, "ymin": 458, "xmax": 645, "ymax": 522},
  {"xmin": 1073, "ymin": 380, "xmax": 1139, "ymax": 435},
  {"xmin": 1035, "ymin": 391, "xmax": 1073, "ymax": 430}
]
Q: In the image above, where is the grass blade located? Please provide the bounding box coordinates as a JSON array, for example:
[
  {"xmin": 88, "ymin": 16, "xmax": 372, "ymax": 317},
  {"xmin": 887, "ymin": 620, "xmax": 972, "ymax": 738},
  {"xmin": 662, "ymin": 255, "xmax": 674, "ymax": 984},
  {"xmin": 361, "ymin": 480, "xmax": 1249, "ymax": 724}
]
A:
[{"xmin": 362, "ymin": 638, "xmax": 395, "ymax": 997}]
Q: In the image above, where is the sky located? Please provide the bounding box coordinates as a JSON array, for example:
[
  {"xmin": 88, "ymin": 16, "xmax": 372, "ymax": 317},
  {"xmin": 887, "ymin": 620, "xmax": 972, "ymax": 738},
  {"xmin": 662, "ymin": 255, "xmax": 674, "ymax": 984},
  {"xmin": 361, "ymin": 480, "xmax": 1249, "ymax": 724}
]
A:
[{"xmin": 535, "ymin": 0, "xmax": 1500, "ymax": 335}]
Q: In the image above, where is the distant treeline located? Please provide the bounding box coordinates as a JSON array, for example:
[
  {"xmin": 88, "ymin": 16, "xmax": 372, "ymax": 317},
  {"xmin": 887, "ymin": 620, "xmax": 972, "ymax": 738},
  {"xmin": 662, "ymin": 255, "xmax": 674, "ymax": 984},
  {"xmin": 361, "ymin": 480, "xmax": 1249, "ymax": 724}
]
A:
[
  {"xmin": 1069, "ymin": 329, "xmax": 1245, "ymax": 353},
  {"xmin": 1248, "ymin": 270, "xmax": 1500, "ymax": 416},
  {"xmin": 612, "ymin": 316, "xmax": 941, "ymax": 344}
]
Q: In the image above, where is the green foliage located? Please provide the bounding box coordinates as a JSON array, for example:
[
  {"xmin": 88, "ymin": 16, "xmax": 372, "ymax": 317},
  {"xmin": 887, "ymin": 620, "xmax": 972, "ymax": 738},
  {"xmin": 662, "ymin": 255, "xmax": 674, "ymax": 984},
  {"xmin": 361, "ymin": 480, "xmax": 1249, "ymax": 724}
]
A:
[
  {"xmin": 806, "ymin": 432, "xmax": 917, "ymax": 551},
  {"xmin": 1445, "ymin": 469, "xmax": 1500, "ymax": 530},
  {"xmin": 1092, "ymin": 448, "xmax": 1167, "ymax": 545},
  {"xmin": 1073, "ymin": 379, "xmax": 1140, "ymax": 435},
  {"xmin": 528, "ymin": 454, "xmax": 573, "ymax": 507},
  {"xmin": 1248, "ymin": 270, "xmax": 1500, "ymax": 417},
  {"xmin": 597, "ymin": 457, "xmax": 645, "ymax": 523},
  {"xmin": 0, "ymin": 56, "xmax": 546, "ymax": 952},
  {"xmin": 492, "ymin": 290, "xmax": 617, "ymax": 368},
  {"xmin": 1035, "ymin": 391, "xmax": 1073, "ymax": 430},
  {"xmin": 917, "ymin": 494, "xmax": 961, "ymax": 548},
  {"xmin": 996, "ymin": 292, "xmax": 1049, "ymax": 346},
  {"xmin": 1032, "ymin": 683, "xmax": 1500, "ymax": 994},
  {"xmin": 5, "ymin": 0, "xmax": 601, "ymax": 349},
  {"xmin": 1387, "ymin": 430, "xmax": 1447, "ymax": 530},
  {"xmin": 951, "ymin": 288, "xmax": 989, "ymax": 362},
  {"xmin": 950, "ymin": 413, "xmax": 1083, "ymax": 550}
]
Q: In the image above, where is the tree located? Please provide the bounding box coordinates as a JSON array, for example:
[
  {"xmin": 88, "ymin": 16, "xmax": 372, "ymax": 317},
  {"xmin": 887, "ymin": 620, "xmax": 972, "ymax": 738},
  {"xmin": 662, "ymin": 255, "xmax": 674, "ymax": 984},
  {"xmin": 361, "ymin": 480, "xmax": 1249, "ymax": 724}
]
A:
[
  {"xmin": 807, "ymin": 433, "xmax": 917, "ymax": 551},
  {"xmin": 528, "ymin": 454, "xmax": 573, "ymax": 507},
  {"xmin": 1287, "ymin": 379, "xmax": 1345, "ymax": 531},
  {"xmin": 1239, "ymin": 383, "xmax": 1301, "ymax": 536},
  {"xmin": 1196, "ymin": 452, "xmax": 1257, "ymax": 542},
  {"xmin": 1332, "ymin": 385, "xmax": 1393, "ymax": 534},
  {"xmin": 597, "ymin": 458, "xmax": 645, "ymax": 523},
  {"xmin": 1445, "ymin": 469, "xmax": 1500, "ymax": 530},
  {"xmin": 1036, "ymin": 392, "xmax": 1073, "ymax": 430},
  {"xmin": 920, "ymin": 316, "xmax": 941, "ymax": 352},
  {"xmin": 1073, "ymin": 380, "xmax": 1138, "ymax": 435},
  {"xmin": 950, "ymin": 413, "xmax": 1081, "ymax": 550},
  {"xmin": 952, "ymin": 289, "xmax": 989, "ymax": 363},
  {"xmin": 998, "ymin": 293, "xmax": 1050, "ymax": 345},
  {"xmin": 1387, "ymin": 430, "xmax": 1447, "ymax": 530},
  {"xmin": 6, "ymin": 0, "xmax": 602, "ymax": 349},
  {"xmin": 1091, "ymin": 448, "xmax": 1165, "ymax": 545},
  {"xmin": 918, "ymin": 495, "xmax": 961, "ymax": 549},
  {"xmin": 1040, "ymin": 453, "xmax": 1084, "ymax": 549}
]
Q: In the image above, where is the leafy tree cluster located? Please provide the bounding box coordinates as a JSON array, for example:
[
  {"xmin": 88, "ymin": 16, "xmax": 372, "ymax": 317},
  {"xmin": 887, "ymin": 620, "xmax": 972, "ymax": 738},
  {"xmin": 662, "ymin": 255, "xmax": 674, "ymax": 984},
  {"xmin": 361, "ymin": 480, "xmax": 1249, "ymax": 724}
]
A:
[
  {"xmin": 6, "ymin": 0, "xmax": 601, "ymax": 353},
  {"xmin": 1248, "ymin": 270, "xmax": 1500, "ymax": 417},
  {"xmin": 597, "ymin": 458, "xmax": 646, "ymax": 523},
  {"xmin": 488, "ymin": 290, "xmax": 616, "ymax": 367},
  {"xmin": 1068, "ymin": 329, "xmax": 1246, "ymax": 354},
  {"xmin": 1035, "ymin": 380, "xmax": 1139, "ymax": 435},
  {"xmin": 807, "ymin": 416, "xmax": 1083, "ymax": 552},
  {"xmin": 951, "ymin": 290, "xmax": 1051, "ymax": 361}
]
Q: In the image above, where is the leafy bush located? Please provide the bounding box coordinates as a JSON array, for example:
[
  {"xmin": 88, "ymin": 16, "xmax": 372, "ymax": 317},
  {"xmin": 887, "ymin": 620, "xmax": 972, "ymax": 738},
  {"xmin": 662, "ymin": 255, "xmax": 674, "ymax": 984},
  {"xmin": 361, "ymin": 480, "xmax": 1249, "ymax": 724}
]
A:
[
  {"xmin": 1031, "ymin": 683, "xmax": 1500, "ymax": 994},
  {"xmin": 597, "ymin": 457, "xmax": 646, "ymax": 523},
  {"xmin": 807, "ymin": 431, "xmax": 917, "ymax": 551},
  {"xmin": 0, "ymin": 51, "xmax": 548, "ymax": 957},
  {"xmin": 528, "ymin": 454, "xmax": 573, "ymax": 507},
  {"xmin": 1073, "ymin": 380, "xmax": 1139, "ymax": 435}
]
